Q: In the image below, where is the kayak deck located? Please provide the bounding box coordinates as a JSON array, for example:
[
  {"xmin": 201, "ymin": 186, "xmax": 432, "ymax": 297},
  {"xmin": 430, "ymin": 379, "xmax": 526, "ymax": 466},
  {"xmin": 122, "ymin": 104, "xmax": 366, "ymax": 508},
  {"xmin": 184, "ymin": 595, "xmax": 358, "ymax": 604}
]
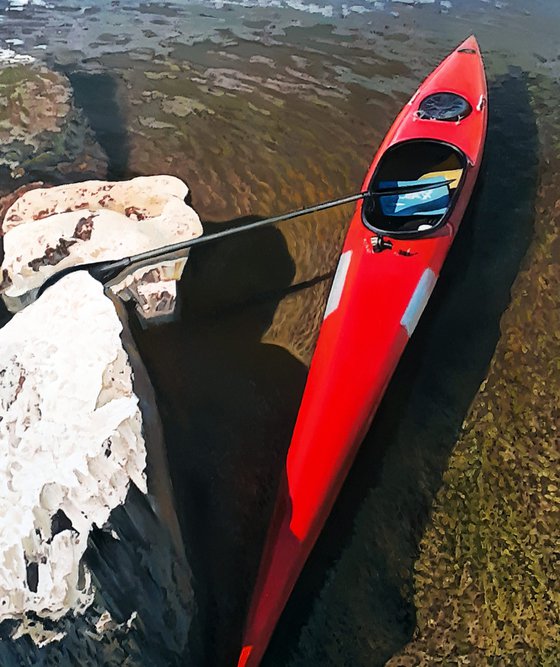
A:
[{"xmin": 239, "ymin": 35, "xmax": 487, "ymax": 667}]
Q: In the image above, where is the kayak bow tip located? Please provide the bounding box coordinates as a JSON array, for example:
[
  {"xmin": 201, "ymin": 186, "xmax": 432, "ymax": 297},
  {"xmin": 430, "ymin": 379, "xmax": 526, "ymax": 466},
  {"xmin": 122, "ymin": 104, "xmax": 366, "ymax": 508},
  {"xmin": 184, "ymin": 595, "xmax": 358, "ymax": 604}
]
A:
[{"xmin": 457, "ymin": 34, "xmax": 480, "ymax": 54}]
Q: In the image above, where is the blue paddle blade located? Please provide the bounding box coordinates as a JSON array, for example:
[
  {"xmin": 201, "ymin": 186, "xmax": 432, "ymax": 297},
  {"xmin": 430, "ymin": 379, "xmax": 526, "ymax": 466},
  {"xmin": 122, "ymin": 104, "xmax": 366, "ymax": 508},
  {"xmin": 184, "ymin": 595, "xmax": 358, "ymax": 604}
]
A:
[{"xmin": 378, "ymin": 176, "xmax": 450, "ymax": 216}]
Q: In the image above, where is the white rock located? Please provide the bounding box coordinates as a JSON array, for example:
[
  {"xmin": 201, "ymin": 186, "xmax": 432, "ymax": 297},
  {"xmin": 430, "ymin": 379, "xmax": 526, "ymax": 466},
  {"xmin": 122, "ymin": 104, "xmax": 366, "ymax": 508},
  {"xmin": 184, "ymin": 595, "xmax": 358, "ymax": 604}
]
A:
[
  {"xmin": 0, "ymin": 272, "xmax": 147, "ymax": 638},
  {"xmin": 0, "ymin": 175, "xmax": 203, "ymax": 321}
]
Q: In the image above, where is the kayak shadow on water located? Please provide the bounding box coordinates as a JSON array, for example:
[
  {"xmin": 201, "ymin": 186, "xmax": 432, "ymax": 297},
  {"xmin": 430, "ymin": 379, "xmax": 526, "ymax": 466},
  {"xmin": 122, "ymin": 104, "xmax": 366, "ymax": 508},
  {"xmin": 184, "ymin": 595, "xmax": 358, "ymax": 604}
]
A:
[
  {"xmin": 127, "ymin": 218, "xmax": 309, "ymax": 666},
  {"xmin": 264, "ymin": 68, "xmax": 539, "ymax": 666}
]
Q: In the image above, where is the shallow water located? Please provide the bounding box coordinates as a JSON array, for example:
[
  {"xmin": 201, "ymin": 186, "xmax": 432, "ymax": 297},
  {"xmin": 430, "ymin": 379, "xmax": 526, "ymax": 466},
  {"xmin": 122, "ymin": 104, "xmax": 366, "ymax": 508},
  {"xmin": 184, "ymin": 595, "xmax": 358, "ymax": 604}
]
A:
[{"xmin": 0, "ymin": 0, "xmax": 559, "ymax": 665}]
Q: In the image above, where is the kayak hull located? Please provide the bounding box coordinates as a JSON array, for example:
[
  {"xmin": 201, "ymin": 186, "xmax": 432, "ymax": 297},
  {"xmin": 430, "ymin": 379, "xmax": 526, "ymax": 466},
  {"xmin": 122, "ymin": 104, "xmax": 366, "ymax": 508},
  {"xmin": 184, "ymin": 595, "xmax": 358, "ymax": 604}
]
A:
[{"xmin": 239, "ymin": 35, "xmax": 487, "ymax": 667}]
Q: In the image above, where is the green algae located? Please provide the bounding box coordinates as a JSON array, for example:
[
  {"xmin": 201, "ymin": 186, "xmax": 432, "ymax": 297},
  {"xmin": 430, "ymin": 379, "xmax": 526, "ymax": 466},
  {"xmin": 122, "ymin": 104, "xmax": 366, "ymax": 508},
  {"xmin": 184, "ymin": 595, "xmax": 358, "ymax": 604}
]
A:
[{"xmin": 0, "ymin": 63, "xmax": 106, "ymax": 189}]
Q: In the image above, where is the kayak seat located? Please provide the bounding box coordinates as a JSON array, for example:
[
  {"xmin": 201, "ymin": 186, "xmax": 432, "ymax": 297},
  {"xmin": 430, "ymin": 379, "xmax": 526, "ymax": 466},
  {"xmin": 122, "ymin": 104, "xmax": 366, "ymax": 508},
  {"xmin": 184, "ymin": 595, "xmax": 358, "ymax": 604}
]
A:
[
  {"xmin": 378, "ymin": 176, "xmax": 450, "ymax": 217},
  {"xmin": 420, "ymin": 168, "xmax": 462, "ymax": 189}
]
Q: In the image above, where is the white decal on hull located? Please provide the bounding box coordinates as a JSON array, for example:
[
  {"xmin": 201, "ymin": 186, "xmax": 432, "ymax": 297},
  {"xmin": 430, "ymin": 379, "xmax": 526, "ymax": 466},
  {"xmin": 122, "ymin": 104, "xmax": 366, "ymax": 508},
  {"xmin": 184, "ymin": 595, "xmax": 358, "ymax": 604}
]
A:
[
  {"xmin": 324, "ymin": 250, "xmax": 352, "ymax": 319},
  {"xmin": 400, "ymin": 268, "xmax": 437, "ymax": 336}
]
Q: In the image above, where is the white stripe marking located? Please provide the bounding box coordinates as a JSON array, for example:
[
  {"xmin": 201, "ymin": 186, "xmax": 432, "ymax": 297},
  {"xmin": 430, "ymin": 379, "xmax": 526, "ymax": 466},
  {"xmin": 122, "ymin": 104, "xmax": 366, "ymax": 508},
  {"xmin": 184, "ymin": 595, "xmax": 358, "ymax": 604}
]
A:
[
  {"xmin": 324, "ymin": 250, "xmax": 352, "ymax": 320},
  {"xmin": 400, "ymin": 268, "xmax": 437, "ymax": 336}
]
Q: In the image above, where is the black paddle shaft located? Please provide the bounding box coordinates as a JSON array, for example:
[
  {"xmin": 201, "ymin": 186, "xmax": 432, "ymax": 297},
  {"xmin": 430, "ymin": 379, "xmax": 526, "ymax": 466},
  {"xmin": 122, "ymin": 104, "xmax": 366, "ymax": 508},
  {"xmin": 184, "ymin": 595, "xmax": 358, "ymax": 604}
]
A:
[{"xmin": 36, "ymin": 178, "xmax": 452, "ymax": 297}]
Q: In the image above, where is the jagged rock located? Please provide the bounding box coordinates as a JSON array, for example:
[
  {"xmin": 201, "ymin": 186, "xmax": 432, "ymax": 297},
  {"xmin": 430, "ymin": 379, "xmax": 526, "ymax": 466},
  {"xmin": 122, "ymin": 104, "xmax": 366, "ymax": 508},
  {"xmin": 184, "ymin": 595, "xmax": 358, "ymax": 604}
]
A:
[
  {"xmin": 0, "ymin": 272, "xmax": 143, "ymax": 635},
  {"xmin": 0, "ymin": 175, "xmax": 203, "ymax": 321},
  {"xmin": 0, "ymin": 271, "xmax": 193, "ymax": 663}
]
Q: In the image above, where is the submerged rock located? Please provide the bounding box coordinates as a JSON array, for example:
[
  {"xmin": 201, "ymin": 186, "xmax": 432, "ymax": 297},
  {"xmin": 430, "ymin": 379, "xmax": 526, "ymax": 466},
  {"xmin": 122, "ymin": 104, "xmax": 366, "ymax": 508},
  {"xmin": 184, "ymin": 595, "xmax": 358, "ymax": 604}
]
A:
[
  {"xmin": 0, "ymin": 63, "xmax": 105, "ymax": 182},
  {"xmin": 0, "ymin": 175, "xmax": 202, "ymax": 321}
]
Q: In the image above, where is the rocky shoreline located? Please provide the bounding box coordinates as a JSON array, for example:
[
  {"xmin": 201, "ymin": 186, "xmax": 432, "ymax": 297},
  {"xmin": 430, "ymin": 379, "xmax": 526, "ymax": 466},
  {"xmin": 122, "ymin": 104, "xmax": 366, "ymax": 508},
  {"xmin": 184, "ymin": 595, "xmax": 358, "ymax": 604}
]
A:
[{"xmin": 0, "ymin": 176, "xmax": 199, "ymax": 663}]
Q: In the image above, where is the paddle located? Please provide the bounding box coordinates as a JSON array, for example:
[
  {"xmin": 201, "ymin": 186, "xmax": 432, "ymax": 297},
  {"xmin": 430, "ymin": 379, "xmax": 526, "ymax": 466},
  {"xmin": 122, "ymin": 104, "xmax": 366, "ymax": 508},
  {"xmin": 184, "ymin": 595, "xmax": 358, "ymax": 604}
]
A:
[{"xmin": 35, "ymin": 178, "xmax": 452, "ymax": 297}]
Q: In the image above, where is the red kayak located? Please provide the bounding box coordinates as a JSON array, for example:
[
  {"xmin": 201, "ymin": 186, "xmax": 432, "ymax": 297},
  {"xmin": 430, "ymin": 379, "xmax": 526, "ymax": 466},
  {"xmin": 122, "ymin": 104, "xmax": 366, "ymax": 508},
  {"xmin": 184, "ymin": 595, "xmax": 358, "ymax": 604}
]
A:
[{"xmin": 239, "ymin": 36, "xmax": 487, "ymax": 667}]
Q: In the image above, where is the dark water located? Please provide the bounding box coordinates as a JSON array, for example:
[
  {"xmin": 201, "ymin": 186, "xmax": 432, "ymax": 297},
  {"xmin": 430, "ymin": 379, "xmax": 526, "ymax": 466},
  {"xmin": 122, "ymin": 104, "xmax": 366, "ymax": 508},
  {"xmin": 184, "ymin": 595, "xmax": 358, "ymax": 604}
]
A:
[
  {"xmin": 0, "ymin": 0, "xmax": 559, "ymax": 664},
  {"xmin": 128, "ymin": 226, "xmax": 308, "ymax": 665}
]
